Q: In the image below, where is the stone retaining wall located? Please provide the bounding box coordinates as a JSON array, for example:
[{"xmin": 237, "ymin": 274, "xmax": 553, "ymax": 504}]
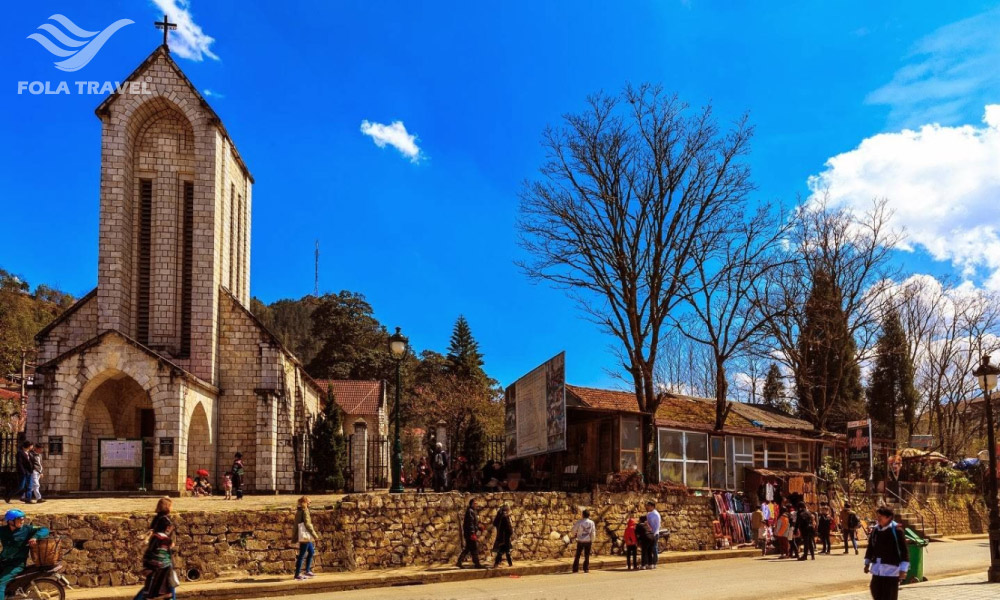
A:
[{"xmin": 32, "ymin": 490, "xmax": 716, "ymax": 588}]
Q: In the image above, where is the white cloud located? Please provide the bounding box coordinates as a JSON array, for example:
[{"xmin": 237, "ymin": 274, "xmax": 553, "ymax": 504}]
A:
[
  {"xmin": 809, "ymin": 105, "xmax": 1000, "ymax": 289},
  {"xmin": 867, "ymin": 8, "xmax": 1000, "ymax": 128},
  {"xmin": 152, "ymin": 0, "xmax": 219, "ymax": 61},
  {"xmin": 202, "ymin": 88, "xmax": 224, "ymax": 99},
  {"xmin": 360, "ymin": 120, "xmax": 423, "ymax": 163}
]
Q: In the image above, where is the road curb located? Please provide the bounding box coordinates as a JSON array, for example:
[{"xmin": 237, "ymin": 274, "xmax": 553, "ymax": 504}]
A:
[{"xmin": 68, "ymin": 549, "xmax": 760, "ymax": 600}]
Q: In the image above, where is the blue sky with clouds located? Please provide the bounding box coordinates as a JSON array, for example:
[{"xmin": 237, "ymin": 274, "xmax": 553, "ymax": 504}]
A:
[{"xmin": 4, "ymin": 1, "xmax": 1000, "ymax": 389}]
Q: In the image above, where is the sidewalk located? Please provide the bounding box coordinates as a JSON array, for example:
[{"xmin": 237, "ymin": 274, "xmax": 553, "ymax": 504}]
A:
[
  {"xmin": 823, "ymin": 572, "xmax": 996, "ymax": 599},
  {"xmin": 67, "ymin": 548, "xmax": 760, "ymax": 600}
]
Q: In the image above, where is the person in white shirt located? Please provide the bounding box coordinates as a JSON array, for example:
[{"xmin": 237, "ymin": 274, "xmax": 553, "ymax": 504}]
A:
[
  {"xmin": 571, "ymin": 509, "xmax": 596, "ymax": 573},
  {"xmin": 645, "ymin": 501, "xmax": 661, "ymax": 569}
]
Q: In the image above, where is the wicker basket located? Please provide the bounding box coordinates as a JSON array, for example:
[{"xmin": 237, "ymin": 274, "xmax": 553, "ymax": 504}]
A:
[{"xmin": 30, "ymin": 537, "xmax": 64, "ymax": 567}]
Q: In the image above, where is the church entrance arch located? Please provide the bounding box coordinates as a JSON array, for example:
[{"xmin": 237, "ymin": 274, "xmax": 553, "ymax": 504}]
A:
[
  {"xmin": 186, "ymin": 402, "xmax": 213, "ymax": 484},
  {"xmin": 75, "ymin": 372, "xmax": 155, "ymax": 491}
]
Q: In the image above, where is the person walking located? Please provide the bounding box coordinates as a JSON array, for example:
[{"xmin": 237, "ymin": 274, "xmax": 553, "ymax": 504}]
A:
[
  {"xmin": 645, "ymin": 501, "xmax": 661, "ymax": 569},
  {"xmin": 623, "ymin": 518, "xmax": 638, "ymax": 570},
  {"xmin": 794, "ymin": 502, "xmax": 816, "ymax": 561},
  {"xmin": 864, "ymin": 507, "xmax": 910, "ymax": 600},
  {"xmin": 571, "ymin": 509, "xmax": 596, "ymax": 573},
  {"xmin": 841, "ymin": 502, "xmax": 860, "ymax": 555},
  {"xmin": 456, "ymin": 499, "xmax": 484, "ymax": 568},
  {"xmin": 0, "ymin": 509, "xmax": 49, "ymax": 600},
  {"xmin": 431, "ymin": 443, "xmax": 449, "ymax": 492},
  {"xmin": 231, "ymin": 453, "xmax": 245, "ymax": 500},
  {"xmin": 135, "ymin": 497, "xmax": 176, "ymax": 600},
  {"xmin": 818, "ymin": 505, "xmax": 833, "ymax": 554},
  {"xmin": 492, "ymin": 505, "xmax": 514, "ymax": 568},
  {"xmin": 9, "ymin": 441, "xmax": 33, "ymax": 504},
  {"xmin": 27, "ymin": 443, "xmax": 44, "ymax": 504},
  {"xmin": 294, "ymin": 496, "xmax": 320, "ymax": 580}
]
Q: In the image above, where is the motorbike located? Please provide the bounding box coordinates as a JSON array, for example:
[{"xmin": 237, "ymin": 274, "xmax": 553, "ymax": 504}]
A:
[{"xmin": 4, "ymin": 563, "xmax": 69, "ymax": 600}]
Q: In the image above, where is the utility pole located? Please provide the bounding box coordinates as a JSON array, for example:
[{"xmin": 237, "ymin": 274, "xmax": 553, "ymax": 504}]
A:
[{"xmin": 314, "ymin": 240, "xmax": 320, "ymax": 297}]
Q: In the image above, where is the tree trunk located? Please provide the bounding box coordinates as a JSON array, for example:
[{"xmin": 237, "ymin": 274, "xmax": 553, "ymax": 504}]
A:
[{"xmin": 714, "ymin": 359, "xmax": 728, "ymax": 431}]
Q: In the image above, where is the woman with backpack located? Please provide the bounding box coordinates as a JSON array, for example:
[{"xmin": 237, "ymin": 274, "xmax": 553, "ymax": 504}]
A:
[
  {"xmin": 635, "ymin": 515, "xmax": 656, "ymax": 569},
  {"xmin": 794, "ymin": 502, "xmax": 816, "ymax": 561},
  {"xmin": 841, "ymin": 502, "xmax": 860, "ymax": 555}
]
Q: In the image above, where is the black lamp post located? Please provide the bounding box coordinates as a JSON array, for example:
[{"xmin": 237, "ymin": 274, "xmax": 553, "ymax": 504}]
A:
[
  {"xmin": 388, "ymin": 327, "xmax": 408, "ymax": 494},
  {"xmin": 972, "ymin": 354, "xmax": 1000, "ymax": 583}
]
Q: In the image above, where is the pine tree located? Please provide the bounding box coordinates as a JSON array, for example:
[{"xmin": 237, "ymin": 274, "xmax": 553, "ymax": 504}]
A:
[
  {"xmin": 311, "ymin": 386, "xmax": 348, "ymax": 490},
  {"xmin": 446, "ymin": 315, "xmax": 485, "ymax": 380},
  {"xmin": 762, "ymin": 363, "xmax": 792, "ymax": 413},
  {"xmin": 795, "ymin": 269, "xmax": 864, "ymax": 430},
  {"xmin": 463, "ymin": 414, "xmax": 486, "ymax": 471},
  {"xmin": 866, "ymin": 309, "xmax": 919, "ymax": 441}
]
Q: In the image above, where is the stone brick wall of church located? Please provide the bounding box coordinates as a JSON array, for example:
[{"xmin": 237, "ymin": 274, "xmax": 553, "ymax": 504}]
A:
[
  {"xmin": 36, "ymin": 293, "xmax": 98, "ymax": 363},
  {"xmin": 43, "ymin": 490, "xmax": 715, "ymax": 588}
]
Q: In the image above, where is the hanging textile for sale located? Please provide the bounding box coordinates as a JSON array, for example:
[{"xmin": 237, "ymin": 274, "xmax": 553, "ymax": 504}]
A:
[
  {"xmin": 713, "ymin": 491, "xmax": 755, "ymax": 545},
  {"xmin": 765, "ymin": 483, "xmax": 774, "ymax": 502}
]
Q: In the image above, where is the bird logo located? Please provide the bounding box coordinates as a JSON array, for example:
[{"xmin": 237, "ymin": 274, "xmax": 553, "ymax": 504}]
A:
[{"xmin": 27, "ymin": 14, "xmax": 134, "ymax": 72}]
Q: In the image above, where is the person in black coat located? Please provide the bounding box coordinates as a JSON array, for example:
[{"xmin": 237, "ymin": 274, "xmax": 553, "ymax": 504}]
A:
[
  {"xmin": 492, "ymin": 505, "xmax": 514, "ymax": 567},
  {"xmin": 794, "ymin": 502, "xmax": 816, "ymax": 561},
  {"xmin": 10, "ymin": 441, "xmax": 33, "ymax": 503},
  {"xmin": 456, "ymin": 498, "xmax": 484, "ymax": 568},
  {"xmin": 865, "ymin": 507, "xmax": 910, "ymax": 600},
  {"xmin": 634, "ymin": 515, "xmax": 655, "ymax": 570}
]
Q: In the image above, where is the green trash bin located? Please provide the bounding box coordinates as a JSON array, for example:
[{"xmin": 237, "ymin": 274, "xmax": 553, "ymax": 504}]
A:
[{"xmin": 903, "ymin": 527, "xmax": 928, "ymax": 584}]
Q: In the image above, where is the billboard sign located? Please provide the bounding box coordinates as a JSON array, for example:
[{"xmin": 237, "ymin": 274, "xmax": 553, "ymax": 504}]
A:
[
  {"xmin": 505, "ymin": 352, "xmax": 566, "ymax": 459},
  {"xmin": 909, "ymin": 435, "xmax": 933, "ymax": 450},
  {"xmin": 99, "ymin": 439, "xmax": 144, "ymax": 468},
  {"xmin": 847, "ymin": 418, "xmax": 873, "ymax": 481}
]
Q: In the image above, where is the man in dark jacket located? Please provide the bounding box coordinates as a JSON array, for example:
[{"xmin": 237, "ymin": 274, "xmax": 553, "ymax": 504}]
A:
[
  {"xmin": 456, "ymin": 498, "xmax": 484, "ymax": 568},
  {"xmin": 9, "ymin": 442, "xmax": 33, "ymax": 504},
  {"xmin": 864, "ymin": 506, "xmax": 910, "ymax": 600},
  {"xmin": 794, "ymin": 502, "xmax": 816, "ymax": 561}
]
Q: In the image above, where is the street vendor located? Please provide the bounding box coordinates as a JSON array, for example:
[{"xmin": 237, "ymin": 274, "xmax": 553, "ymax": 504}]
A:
[{"xmin": 0, "ymin": 509, "xmax": 50, "ymax": 600}]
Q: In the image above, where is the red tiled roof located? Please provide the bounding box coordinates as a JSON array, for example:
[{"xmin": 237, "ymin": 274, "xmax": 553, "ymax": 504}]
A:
[
  {"xmin": 314, "ymin": 380, "xmax": 384, "ymax": 416},
  {"xmin": 0, "ymin": 389, "xmax": 20, "ymax": 401},
  {"xmin": 565, "ymin": 384, "xmax": 815, "ymax": 434}
]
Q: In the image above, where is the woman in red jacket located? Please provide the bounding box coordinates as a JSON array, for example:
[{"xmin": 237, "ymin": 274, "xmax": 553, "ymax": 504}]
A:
[{"xmin": 623, "ymin": 518, "xmax": 638, "ymax": 570}]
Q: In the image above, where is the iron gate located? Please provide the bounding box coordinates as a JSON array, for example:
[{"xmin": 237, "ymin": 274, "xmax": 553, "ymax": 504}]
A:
[{"xmin": 347, "ymin": 434, "xmax": 390, "ymax": 491}]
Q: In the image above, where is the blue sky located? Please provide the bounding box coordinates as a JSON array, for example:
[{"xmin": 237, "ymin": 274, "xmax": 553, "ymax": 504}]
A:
[{"xmin": 4, "ymin": 1, "xmax": 1000, "ymax": 389}]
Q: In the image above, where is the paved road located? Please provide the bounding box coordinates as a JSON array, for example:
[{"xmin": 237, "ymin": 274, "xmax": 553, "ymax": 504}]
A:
[
  {"xmin": 829, "ymin": 573, "xmax": 995, "ymax": 600},
  {"xmin": 258, "ymin": 539, "xmax": 989, "ymax": 600}
]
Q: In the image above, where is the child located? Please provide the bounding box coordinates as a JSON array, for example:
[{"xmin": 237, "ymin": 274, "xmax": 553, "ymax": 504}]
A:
[
  {"xmin": 223, "ymin": 471, "xmax": 233, "ymax": 500},
  {"xmin": 623, "ymin": 518, "xmax": 638, "ymax": 570}
]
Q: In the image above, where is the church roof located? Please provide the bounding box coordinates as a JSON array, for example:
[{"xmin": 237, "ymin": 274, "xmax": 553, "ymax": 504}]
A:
[
  {"xmin": 94, "ymin": 45, "xmax": 254, "ymax": 183},
  {"xmin": 313, "ymin": 380, "xmax": 385, "ymax": 416},
  {"xmin": 34, "ymin": 288, "xmax": 96, "ymax": 341}
]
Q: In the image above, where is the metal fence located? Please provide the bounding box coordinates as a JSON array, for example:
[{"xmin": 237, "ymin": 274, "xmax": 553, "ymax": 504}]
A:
[
  {"xmin": 0, "ymin": 432, "xmax": 22, "ymax": 473},
  {"xmin": 485, "ymin": 436, "xmax": 506, "ymax": 464},
  {"xmin": 347, "ymin": 434, "xmax": 390, "ymax": 491}
]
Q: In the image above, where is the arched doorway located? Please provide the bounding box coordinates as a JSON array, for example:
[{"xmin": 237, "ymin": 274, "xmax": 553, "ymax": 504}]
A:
[
  {"xmin": 187, "ymin": 402, "xmax": 213, "ymax": 483},
  {"xmin": 76, "ymin": 372, "xmax": 154, "ymax": 491}
]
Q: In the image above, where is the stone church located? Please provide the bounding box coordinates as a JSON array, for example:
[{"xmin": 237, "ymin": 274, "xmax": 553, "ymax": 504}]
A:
[{"xmin": 26, "ymin": 43, "xmax": 322, "ymax": 493}]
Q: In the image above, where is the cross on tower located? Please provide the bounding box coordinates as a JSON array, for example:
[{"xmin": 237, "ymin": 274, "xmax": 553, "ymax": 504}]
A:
[{"xmin": 154, "ymin": 14, "xmax": 177, "ymax": 47}]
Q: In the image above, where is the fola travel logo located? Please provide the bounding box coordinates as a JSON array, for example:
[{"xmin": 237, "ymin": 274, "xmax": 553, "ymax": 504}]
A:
[{"xmin": 27, "ymin": 14, "xmax": 133, "ymax": 72}]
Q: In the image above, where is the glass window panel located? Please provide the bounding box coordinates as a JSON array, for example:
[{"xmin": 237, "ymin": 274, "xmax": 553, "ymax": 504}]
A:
[
  {"xmin": 622, "ymin": 418, "xmax": 641, "ymax": 450},
  {"xmin": 711, "ymin": 437, "xmax": 726, "ymax": 458},
  {"xmin": 686, "ymin": 462, "xmax": 709, "ymax": 488},
  {"xmin": 621, "ymin": 451, "xmax": 639, "ymax": 471},
  {"xmin": 686, "ymin": 433, "xmax": 709, "ymax": 461},
  {"xmin": 660, "ymin": 461, "xmax": 684, "ymax": 485},
  {"xmin": 711, "ymin": 458, "xmax": 727, "ymax": 489},
  {"xmin": 659, "ymin": 430, "xmax": 683, "ymax": 460}
]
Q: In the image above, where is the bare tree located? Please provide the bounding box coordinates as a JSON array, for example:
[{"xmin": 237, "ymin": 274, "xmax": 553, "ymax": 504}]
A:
[
  {"xmin": 656, "ymin": 328, "xmax": 717, "ymax": 398},
  {"xmin": 756, "ymin": 198, "xmax": 901, "ymax": 431},
  {"xmin": 518, "ymin": 84, "xmax": 753, "ymax": 480},
  {"xmin": 675, "ymin": 205, "xmax": 791, "ymax": 429}
]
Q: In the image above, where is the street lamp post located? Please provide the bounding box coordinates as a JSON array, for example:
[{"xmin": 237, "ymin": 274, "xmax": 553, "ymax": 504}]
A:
[
  {"xmin": 972, "ymin": 354, "xmax": 1000, "ymax": 583},
  {"xmin": 388, "ymin": 327, "xmax": 408, "ymax": 494}
]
